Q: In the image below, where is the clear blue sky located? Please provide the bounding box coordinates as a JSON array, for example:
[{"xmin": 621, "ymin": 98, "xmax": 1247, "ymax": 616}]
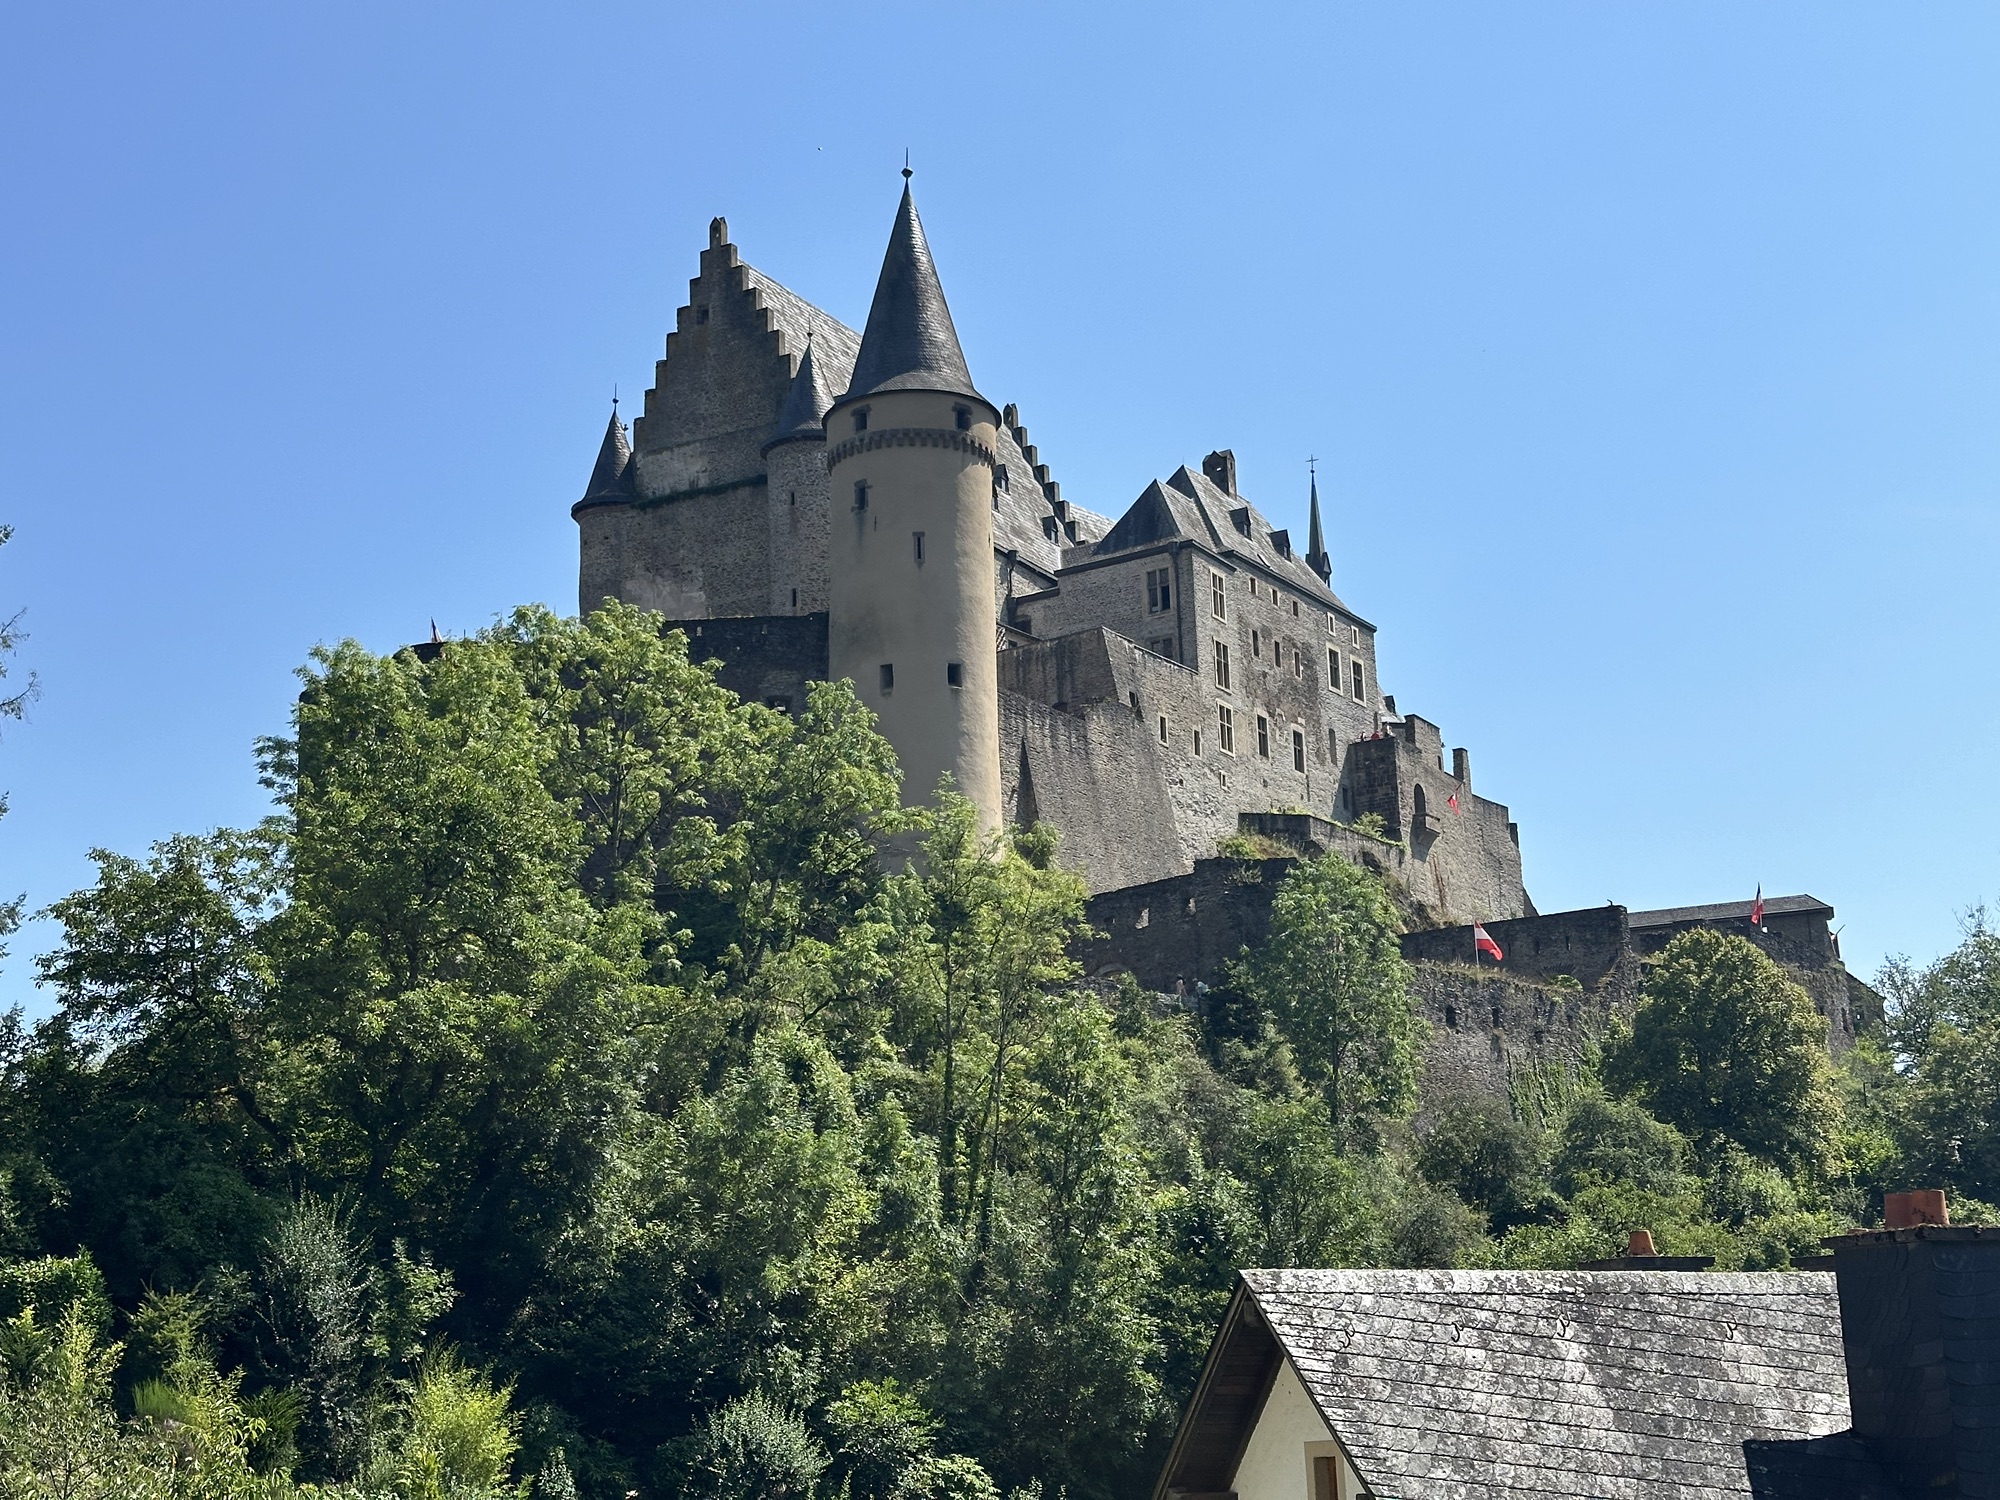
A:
[{"xmin": 3, "ymin": 2, "xmax": 1995, "ymax": 1012}]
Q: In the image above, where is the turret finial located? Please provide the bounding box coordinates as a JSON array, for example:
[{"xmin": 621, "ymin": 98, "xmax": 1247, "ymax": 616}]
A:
[{"xmin": 903, "ymin": 149, "xmax": 912, "ymax": 181}]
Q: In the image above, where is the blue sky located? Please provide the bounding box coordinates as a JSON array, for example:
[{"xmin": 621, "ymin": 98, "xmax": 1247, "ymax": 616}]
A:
[{"xmin": 2, "ymin": 2, "xmax": 1995, "ymax": 1011}]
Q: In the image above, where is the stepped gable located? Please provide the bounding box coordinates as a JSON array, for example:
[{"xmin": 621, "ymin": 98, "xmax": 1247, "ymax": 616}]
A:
[
  {"xmin": 990, "ymin": 403, "xmax": 1112, "ymax": 579},
  {"xmin": 766, "ymin": 334, "xmax": 835, "ymax": 448},
  {"xmin": 575, "ymin": 405, "xmax": 636, "ymax": 512},
  {"xmin": 842, "ymin": 182, "xmax": 981, "ymax": 401},
  {"xmin": 742, "ymin": 265, "xmax": 860, "ymax": 396}
]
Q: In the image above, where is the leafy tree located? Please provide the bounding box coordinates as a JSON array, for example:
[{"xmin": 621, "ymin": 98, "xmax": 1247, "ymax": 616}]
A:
[
  {"xmin": 1548, "ymin": 1090, "xmax": 1690, "ymax": 1198},
  {"xmin": 1226, "ymin": 856, "xmax": 1421, "ymax": 1145},
  {"xmin": 0, "ymin": 524, "xmax": 38, "ymax": 970},
  {"xmin": 1880, "ymin": 917, "xmax": 2000, "ymax": 1205},
  {"xmin": 823, "ymin": 1378, "xmax": 939, "ymax": 1500},
  {"xmin": 1416, "ymin": 1099, "xmax": 1556, "ymax": 1233},
  {"xmin": 683, "ymin": 1391, "xmax": 828, "ymax": 1500},
  {"xmin": 1604, "ymin": 929, "xmax": 1844, "ymax": 1177}
]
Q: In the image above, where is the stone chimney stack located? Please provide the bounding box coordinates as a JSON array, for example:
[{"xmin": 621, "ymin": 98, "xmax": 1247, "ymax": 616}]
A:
[
  {"xmin": 1829, "ymin": 1190, "xmax": 2000, "ymax": 1497},
  {"xmin": 1202, "ymin": 450, "xmax": 1238, "ymax": 496}
]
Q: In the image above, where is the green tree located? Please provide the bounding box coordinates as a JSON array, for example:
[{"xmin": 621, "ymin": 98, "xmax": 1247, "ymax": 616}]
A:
[
  {"xmin": 1604, "ymin": 929, "xmax": 1844, "ymax": 1177},
  {"xmin": 0, "ymin": 524, "xmax": 38, "ymax": 970},
  {"xmin": 1416, "ymin": 1099, "xmax": 1556, "ymax": 1233},
  {"xmin": 1226, "ymin": 856, "xmax": 1422, "ymax": 1145}
]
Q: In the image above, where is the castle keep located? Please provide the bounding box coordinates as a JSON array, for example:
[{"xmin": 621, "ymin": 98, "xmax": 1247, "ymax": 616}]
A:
[{"xmin": 574, "ymin": 182, "xmax": 1529, "ymax": 922}]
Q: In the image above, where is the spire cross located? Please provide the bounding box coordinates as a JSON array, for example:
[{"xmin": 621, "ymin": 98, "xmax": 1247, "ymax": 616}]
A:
[
  {"xmin": 1308, "ymin": 455, "xmax": 1317, "ymax": 479},
  {"xmin": 903, "ymin": 149, "xmax": 912, "ymax": 181}
]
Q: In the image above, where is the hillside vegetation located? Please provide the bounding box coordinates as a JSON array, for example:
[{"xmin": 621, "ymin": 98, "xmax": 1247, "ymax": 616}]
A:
[{"xmin": 0, "ymin": 603, "xmax": 1991, "ymax": 1499}]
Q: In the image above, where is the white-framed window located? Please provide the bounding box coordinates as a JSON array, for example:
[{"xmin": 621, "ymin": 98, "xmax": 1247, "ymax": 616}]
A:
[
  {"xmin": 1328, "ymin": 647, "xmax": 1339, "ymax": 688},
  {"xmin": 1146, "ymin": 567, "xmax": 1172, "ymax": 613},
  {"xmin": 1218, "ymin": 705, "xmax": 1235, "ymax": 754},
  {"xmin": 1212, "ymin": 571, "xmax": 1227, "ymax": 619},
  {"xmin": 1256, "ymin": 714, "xmax": 1270, "ymax": 758},
  {"xmin": 1214, "ymin": 642, "xmax": 1231, "ymax": 690}
]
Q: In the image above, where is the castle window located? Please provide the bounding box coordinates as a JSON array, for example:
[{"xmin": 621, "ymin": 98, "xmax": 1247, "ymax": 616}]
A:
[
  {"xmin": 791, "ymin": 588, "xmax": 798, "ymax": 609},
  {"xmin": 913, "ymin": 531, "xmax": 925, "ymax": 563},
  {"xmin": 879, "ymin": 664, "xmax": 894, "ymax": 694},
  {"xmin": 947, "ymin": 661, "xmax": 963, "ymax": 688},
  {"xmin": 1249, "ymin": 577, "xmax": 1258, "ymax": 598},
  {"xmin": 995, "ymin": 465, "xmax": 1009, "ymax": 490},
  {"xmin": 1128, "ymin": 690, "xmax": 1140, "ymax": 716},
  {"xmin": 1146, "ymin": 567, "xmax": 1172, "ymax": 613},
  {"xmin": 953, "ymin": 405, "xmax": 972, "ymax": 431},
  {"xmin": 1352, "ymin": 624, "xmax": 1361, "ymax": 646},
  {"xmin": 1211, "ymin": 571, "xmax": 1226, "ymax": 619},
  {"xmin": 1328, "ymin": 647, "xmax": 1340, "ymax": 688},
  {"xmin": 854, "ymin": 408, "xmax": 869, "ymax": 433},
  {"xmin": 854, "ymin": 481, "xmax": 869, "ymax": 511},
  {"xmin": 1252, "ymin": 630, "xmax": 1261, "ymax": 659},
  {"xmin": 1294, "ymin": 645, "xmax": 1304, "ymax": 678},
  {"xmin": 1351, "ymin": 660, "xmax": 1365, "ymax": 700},
  {"xmin": 1328, "ymin": 727, "xmax": 1338, "ymax": 759},
  {"xmin": 695, "ymin": 306, "xmax": 709, "ymax": 325},
  {"xmin": 1150, "ymin": 636, "xmax": 1174, "ymax": 659},
  {"xmin": 789, "ymin": 489, "xmax": 796, "ymax": 505},
  {"xmin": 1292, "ymin": 599, "xmax": 1300, "ymax": 617},
  {"xmin": 1214, "ymin": 642, "xmax": 1230, "ymax": 690},
  {"xmin": 1256, "ymin": 714, "xmax": 1270, "ymax": 758},
  {"xmin": 1445, "ymin": 1005, "xmax": 1459, "ymax": 1030},
  {"xmin": 1158, "ymin": 714, "xmax": 1169, "ymax": 745},
  {"xmin": 1194, "ymin": 727, "xmax": 1203, "ymax": 755},
  {"xmin": 1292, "ymin": 729, "xmax": 1305, "ymax": 771},
  {"xmin": 1043, "ymin": 516, "xmax": 1059, "ymax": 541},
  {"xmin": 1217, "ymin": 705, "xmax": 1235, "ymax": 754}
]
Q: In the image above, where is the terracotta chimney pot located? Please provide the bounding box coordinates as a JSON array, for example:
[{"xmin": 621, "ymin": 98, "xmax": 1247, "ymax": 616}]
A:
[
  {"xmin": 1626, "ymin": 1229, "xmax": 1659, "ymax": 1258},
  {"xmin": 1883, "ymin": 1189, "xmax": 1949, "ymax": 1229}
]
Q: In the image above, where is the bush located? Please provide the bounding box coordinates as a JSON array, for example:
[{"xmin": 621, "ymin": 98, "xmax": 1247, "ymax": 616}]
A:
[
  {"xmin": 1416, "ymin": 1100, "xmax": 1556, "ymax": 1231},
  {"xmin": 893, "ymin": 1452, "xmax": 1002, "ymax": 1500},
  {"xmin": 1549, "ymin": 1092, "xmax": 1689, "ymax": 1198},
  {"xmin": 686, "ymin": 1391, "xmax": 829, "ymax": 1500}
]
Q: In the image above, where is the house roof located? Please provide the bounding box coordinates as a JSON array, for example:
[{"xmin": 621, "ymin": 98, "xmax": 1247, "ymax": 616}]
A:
[
  {"xmin": 1626, "ymin": 894, "xmax": 1833, "ymax": 929},
  {"xmin": 1158, "ymin": 1268, "xmax": 1897, "ymax": 1500}
]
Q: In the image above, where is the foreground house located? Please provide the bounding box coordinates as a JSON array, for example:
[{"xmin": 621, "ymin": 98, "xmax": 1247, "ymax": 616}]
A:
[{"xmin": 1155, "ymin": 1195, "xmax": 1998, "ymax": 1499}]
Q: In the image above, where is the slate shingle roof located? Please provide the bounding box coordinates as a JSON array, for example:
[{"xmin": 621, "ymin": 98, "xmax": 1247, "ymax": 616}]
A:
[
  {"xmin": 1238, "ymin": 1268, "xmax": 1891, "ymax": 1500},
  {"xmin": 843, "ymin": 184, "xmax": 981, "ymax": 401}
]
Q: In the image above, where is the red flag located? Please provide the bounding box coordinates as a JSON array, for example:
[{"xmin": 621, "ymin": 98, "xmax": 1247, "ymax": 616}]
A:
[
  {"xmin": 1750, "ymin": 885, "xmax": 1764, "ymax": 928},
  {"xmin": 1447, "ymin": 793, "xmax": 1461, "ymax": 813},
  {"xmin": 1473, "ymin": 923, "xmax": 1504, "ymax": 962}
]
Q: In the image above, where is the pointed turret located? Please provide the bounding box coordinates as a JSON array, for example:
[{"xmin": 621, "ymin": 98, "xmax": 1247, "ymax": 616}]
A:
[
  {"xmin": 843, "ymin": 182, "xmax": 979, "ymax": 400},
  {"xmin": 767, "ymin": 335, "xmax": 834, "ymax": 449},
  {"xmin": 1305, "ymin": 470, "xmax": 1331, "ymax": 583},
  {"xmin": 579, "ymin": 404, "xmax": 636, "ymax": 506}
]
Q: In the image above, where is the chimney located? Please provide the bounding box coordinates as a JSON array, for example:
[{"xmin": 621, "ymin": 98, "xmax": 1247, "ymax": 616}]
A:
[
  {"xmin": 1202, "ymin": 450, "xmax": 1238, "ymax": 496},
  {"xmin": 1452, "ymin": 747, "xmax": 1471, "ymax": 787},
  {"xmin": 1829, "ymin": 1189, "xmax": 2000, "ymax": 1497},
  {"xmin": 1577, "ymin": 1227, "xmax": 1714, "ymax": 1271}
]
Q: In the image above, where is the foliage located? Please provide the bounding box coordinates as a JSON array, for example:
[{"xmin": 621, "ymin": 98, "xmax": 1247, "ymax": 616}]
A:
[
  {"xmin": 1603, "ymin": 930, "xmax": 1845, "ymax": 1177},
  {"xmin": 1225, "ymin": 855, "xmax": 1422, "ymax": 1146},
  {"xmin": 0, "ymin": 600, "xmax": 1933, "ymax": 1500}
]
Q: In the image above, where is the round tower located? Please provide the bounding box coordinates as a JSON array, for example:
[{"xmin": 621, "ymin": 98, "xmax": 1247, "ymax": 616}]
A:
[{"xmin": 825, "ymin": 178, "xmax": 1002, "ymax": 827}]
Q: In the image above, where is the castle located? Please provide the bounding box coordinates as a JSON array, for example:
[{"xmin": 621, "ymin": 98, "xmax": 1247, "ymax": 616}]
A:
[
  {"xmin": 568, "ymin": 176, "xmax": 1878, "ymax": 1070},
  {"xmin": 573, "ymin": 180, "xmax": 1529, "ymax": 924}
]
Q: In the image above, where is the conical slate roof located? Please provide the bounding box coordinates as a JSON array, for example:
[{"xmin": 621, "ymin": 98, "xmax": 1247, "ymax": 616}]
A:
[
  {"xmin": 769, "ymin": 336, "xmax": 835, "ymax": 445},
  {"xmin": 1306, "ymin": 473, "xmax": 1331, "ymax": 582},
  {"xmin": 581, "ymin": 406, "xmax": 636, "ymax": 503},
  {"xmin": 843, "ymin": 183, "xmax": 980, "ymax": 401}
]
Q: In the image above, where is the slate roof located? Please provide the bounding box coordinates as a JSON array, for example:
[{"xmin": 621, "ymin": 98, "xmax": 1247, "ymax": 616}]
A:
[
  {"xmin": 768, "ymin": 335, "xmax": 835, "ymax": 446},
  {"xmin": 1092, "ymin": 466, "xmax": 1365, "ymax": 621},
  {"xmin": 1626, "ymin": 894, "xmax": 1832, "ymax": 929},
  {"xmin": 844, "ymin": 183, "xmax": 981, "ymax": 401},
  {"xmin": 578, "ymin": 406, "xmax": 636, "ymax": 506},
  {"xmin": 739, "ymin": 264, "xmax": 863, "ymax": 394},
  {"xmin": 1163, "ymin": 1269, "xmax": 1898, "ymax": 1500}
]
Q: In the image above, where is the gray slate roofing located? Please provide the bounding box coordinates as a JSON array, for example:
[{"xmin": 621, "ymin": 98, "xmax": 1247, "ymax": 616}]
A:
[
  {"xmin": 1244, "ymin": 1267, "xmax": 1876, "ymax": 1500},
  {"xmin": 1626, "ymin": 894, "xmax": 1832, "ymax": 929},
  {"xmin": 1093, "ymin": 466, "xmax": 1361, "ymax": 618},
  {"xmin": 580, "ymin": 407, "xmax": 635, "ymax": 503},
  {"xmin": 769, "ymin": 335, "xmax": 835, "ymax": 444},
  {"xmin": 740, "ymin": 264, "xmax": 863, "ymax": 395},
  {"xmin": 844, "ymin": 184, "xmax": 981, "ymax": 401}
]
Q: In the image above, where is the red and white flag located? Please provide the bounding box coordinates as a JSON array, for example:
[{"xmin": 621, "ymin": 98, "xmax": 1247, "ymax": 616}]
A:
[
  {"xmin": 1447, "ymin": 793, "xmax": 1461, "ymax": 813},
  {"xmin": 1473, "ymin": 923, "xmax": 1504, "ymax": 962},
  {"xmin": 1750, "ymin": 885, "xmax": 1764, "ymax": 928}
]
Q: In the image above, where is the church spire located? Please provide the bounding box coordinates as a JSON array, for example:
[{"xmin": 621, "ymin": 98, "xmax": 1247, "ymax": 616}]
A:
[
  {"xmin": 842, "ymin": 179, "xmax": 980, "ymax": 401},
  {"xmin": 580, "ymin": 402, "xmax": 636, "ymax": 505},
  {"xmin": 769, "ymin": 333, "xmax": 834, "ymax": 446},
  {"xmin": 1305, "ymin": 462, "xmax": 1331, "ymax": 584}
]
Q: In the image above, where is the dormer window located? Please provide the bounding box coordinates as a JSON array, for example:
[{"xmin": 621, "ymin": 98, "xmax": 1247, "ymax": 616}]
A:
[
  {"xmin": 854, "ymin": 408, "xmax": 870, "ymax": 433},
  {"xmin": 953, "ymin": 405, "xmax": 972, "ymax": 431}
]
